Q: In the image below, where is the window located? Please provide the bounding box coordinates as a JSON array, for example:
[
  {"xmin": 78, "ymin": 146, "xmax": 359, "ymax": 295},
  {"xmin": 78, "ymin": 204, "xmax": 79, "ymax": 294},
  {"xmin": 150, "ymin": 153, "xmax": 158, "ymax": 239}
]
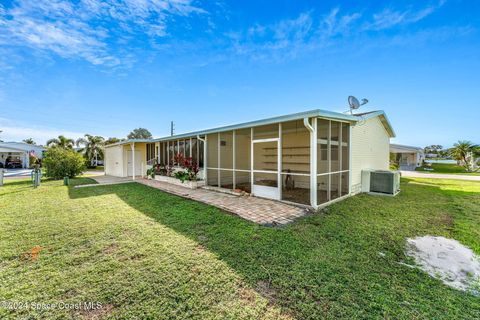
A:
[{"xmin": 146, "ymin": 143, "xmax": 155, "ymax": 161}]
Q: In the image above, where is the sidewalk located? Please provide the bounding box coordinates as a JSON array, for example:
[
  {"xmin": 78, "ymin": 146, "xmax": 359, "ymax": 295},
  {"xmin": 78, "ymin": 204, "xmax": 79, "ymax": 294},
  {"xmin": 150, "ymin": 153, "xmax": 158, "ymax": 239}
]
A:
[{"xmin": 401, "ymin": 171, "xmax": 480, "ymax": 181}]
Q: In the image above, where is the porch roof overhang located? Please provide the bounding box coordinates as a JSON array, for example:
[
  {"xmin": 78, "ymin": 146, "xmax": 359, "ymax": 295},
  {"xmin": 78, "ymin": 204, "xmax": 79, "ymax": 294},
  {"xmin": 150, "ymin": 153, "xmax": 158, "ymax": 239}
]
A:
[
  {"xmin": 390, "ymin": 143, "xmax": 424, "ymax": 154},
  {"xmin": 106, "ymin": 108, "xmax": 396, "ymax": 146},
  {"xmin": 0, "ymin": 146, "xmax": 28, "ymax": 153}
]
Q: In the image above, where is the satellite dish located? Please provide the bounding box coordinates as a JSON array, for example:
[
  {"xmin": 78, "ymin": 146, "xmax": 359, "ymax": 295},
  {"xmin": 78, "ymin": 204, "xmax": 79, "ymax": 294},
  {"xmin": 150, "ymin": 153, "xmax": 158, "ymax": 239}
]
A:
[
  {"xmin": 348, "ymin": 96, "xmax": 360, "ymax": 110},
  {"xmin": 348, "ymin": 96, "xmax": 369, "ymax": 114}
]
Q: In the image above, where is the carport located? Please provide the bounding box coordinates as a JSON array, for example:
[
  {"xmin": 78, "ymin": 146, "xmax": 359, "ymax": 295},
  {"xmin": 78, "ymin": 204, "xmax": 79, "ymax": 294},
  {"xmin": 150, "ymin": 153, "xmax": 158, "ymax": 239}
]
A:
[{"xmin": 0, "ymin": 142, "xmax": 45, "ymax": 169}]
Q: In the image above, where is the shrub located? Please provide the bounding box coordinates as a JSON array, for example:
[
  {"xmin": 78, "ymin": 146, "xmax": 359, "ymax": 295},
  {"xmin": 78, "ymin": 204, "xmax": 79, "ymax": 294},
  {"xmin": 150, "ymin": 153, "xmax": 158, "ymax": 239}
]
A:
[
  {"xmin": 170, "ymin": 153, "xmax": 199, "ymax": 182},
  {"xmin": 43, "ymin": 147, "xmax": 86, "ymax": 179},
  {"xmin": 390, "ymin": 163, "xmax": 399, "ymax": 170}
]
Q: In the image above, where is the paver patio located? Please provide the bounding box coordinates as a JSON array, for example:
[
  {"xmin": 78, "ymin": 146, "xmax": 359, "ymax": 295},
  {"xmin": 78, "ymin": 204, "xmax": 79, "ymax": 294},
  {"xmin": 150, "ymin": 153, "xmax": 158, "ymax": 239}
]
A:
[{"xmin": 137, "ymin": 178, "xmax": 311, "ymax": 225}]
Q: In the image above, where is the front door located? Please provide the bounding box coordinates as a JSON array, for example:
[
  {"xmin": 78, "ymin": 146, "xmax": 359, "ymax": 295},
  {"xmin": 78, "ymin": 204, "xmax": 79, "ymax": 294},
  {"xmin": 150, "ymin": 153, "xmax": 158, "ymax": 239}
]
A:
[
  {"xmin": 252, "ymin": 139, "xmax": 280, "ymax": 200},
  {"xmin": 126, "ymin": 150, "xmax": 142, "ymax": 176}
]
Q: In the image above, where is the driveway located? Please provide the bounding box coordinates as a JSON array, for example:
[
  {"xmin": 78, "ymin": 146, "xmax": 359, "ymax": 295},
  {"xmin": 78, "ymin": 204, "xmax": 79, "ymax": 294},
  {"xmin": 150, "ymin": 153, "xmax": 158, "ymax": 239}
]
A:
[{"xmin": 401, "ymin": 170, "xmax": 480, "ymax": 181}]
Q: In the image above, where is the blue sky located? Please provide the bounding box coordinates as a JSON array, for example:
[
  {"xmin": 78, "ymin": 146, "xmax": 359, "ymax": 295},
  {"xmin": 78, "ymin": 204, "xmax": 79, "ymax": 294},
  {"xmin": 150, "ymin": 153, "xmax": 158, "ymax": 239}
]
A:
[{"xmin": 0, "ymin": 0, "xmax": 478, "ymax": 148}]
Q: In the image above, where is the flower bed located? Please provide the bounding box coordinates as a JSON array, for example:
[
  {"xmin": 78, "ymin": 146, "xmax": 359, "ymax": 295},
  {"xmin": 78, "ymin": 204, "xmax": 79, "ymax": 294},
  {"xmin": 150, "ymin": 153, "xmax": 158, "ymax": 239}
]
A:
[{"xmin": 154, "ymin": 175, "xmax": 205, "ymax": 189}]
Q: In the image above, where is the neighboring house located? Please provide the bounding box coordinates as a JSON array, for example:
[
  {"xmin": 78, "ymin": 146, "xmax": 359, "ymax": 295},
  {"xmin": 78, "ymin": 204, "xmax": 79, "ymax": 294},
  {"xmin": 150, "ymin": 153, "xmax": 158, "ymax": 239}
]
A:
[
  {"xmin": 0, "ymin": 142, "xmax": 45, "ymax": 169},
  {"xmin": 105, "ymin": 109, "xmax": 395, "ymax": 208},
  {"xmin": 390, "ymin": 143, "xmax": 424, "ymax": 170}
]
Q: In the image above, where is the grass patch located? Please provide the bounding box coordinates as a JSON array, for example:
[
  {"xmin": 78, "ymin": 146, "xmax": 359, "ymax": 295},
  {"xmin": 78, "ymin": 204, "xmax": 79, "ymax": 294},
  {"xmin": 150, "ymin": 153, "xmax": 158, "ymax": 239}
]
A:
[
  {"xmin": 416, "ymin": 163, "xmax": 480, "ymax": 175},
  {"xmin": 0, "ymin": 178, "xmax": 479, "ymax": 319}
]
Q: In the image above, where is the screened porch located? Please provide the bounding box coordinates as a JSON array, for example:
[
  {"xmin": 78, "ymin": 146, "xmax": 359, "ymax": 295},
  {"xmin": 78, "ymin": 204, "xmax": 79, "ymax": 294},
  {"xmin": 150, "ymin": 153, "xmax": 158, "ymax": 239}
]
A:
[{"xmin": 148, "ymin": 117, "xmax": 351, "ymax": 208}]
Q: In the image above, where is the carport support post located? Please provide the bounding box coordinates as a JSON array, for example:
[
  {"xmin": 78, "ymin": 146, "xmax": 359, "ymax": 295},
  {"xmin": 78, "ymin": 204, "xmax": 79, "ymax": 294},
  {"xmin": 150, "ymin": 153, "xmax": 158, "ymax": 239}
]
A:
[{"xmin": 131, "ymin": 142, "xmax": 135, "ymax": 180}]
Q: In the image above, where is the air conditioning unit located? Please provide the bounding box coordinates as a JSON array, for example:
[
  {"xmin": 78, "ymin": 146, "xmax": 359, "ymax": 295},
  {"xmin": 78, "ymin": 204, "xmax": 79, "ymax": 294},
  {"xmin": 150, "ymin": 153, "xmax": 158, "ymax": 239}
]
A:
[{"xmin": 361, "ymin": 170, "xmax": 400, "ymax": 196}]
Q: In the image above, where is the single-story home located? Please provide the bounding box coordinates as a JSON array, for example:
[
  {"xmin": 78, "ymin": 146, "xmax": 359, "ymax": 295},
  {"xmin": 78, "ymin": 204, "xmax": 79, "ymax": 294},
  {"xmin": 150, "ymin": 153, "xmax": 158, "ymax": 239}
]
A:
[
  {"xmin": 390, "ymin": 143, "xmax": 424, "ymax": 170},
  {"xmin": 0, "ymin": 142, "xmax": 45, "ymax": 168},
  {"xmin": 105, "ymin": 109, "xmax": 395, "ymax": 208}
]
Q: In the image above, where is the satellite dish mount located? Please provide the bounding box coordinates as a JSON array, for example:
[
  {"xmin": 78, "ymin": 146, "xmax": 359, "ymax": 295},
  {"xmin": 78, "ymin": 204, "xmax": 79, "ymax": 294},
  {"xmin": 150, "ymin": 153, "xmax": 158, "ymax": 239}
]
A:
[{"xmin": 348, "ymin": 96, "xmax": 369, "ymax": 114}]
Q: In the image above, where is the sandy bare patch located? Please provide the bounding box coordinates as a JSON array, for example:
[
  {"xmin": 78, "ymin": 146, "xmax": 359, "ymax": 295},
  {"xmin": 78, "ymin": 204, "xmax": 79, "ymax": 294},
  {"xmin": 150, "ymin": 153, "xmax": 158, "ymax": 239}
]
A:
[{"xmin": 405, "ymin": 236, "xmax": 480, "ymax": 294}]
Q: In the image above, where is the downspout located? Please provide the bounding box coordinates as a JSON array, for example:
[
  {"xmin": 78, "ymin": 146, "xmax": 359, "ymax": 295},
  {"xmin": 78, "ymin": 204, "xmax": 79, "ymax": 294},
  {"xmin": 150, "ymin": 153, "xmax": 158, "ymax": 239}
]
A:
[
  {"xmin": 197, "ymin": 135, "xmax": 206, "ymax": 180},
  {"xmin": 303, "ymin": 118, "xmax": 317, "ymax": 208}
]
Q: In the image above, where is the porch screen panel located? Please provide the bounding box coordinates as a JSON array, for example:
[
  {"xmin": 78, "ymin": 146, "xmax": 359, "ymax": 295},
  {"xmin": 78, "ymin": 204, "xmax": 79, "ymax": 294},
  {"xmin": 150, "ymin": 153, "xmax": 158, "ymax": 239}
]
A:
[
  {"xmin": 330, "ymin": 122, "xmax": 340, "ymax": 172},
  {"xmin": 219, "ymin": 131, "xmax": 233, "ymax": 169},
  {"xmin": 341, "ymin": 171, "xmax": 349, "ymax": 196},
  {"xmin": 168, "ymin": 141, "xmax": 174, "ymax": 165},
  {"xmin": 341, "ymin": 123, "xmax": 349, "ymax": 171},
  {"xmin": 317, "ymin": 119, "xmax": 350, "ymax": 206},
  {"xmin": 235, "ymin": 129, "xmax": 250, "ymax": 170},
  {"xmin": 206, "ymin": 134, "xmax": 218, "ymax": 168},
  {"xmin": 179, "ymin": 140, "xmax": 185, "ymax": 158},
  {"xmin": 198, "ymin": 138, "xmax": 204, "ymax": 167},
  {"xmin": 281, "ymin": 120, "xmax": 310, "ymax": 205},
  {"xmin": 253, "ymin": 141, "xmax": 277, "ymax": 172},
  {"xmin": 207, "ymin": 169, "xmax": 218, "ymax": 187},
  {"xmin": 146, "ymin": 143, "xmax": 155, "ymax": 162},
  {"xmin": 191, "ymin": 138, "xmax": 198, "ymax": 163},
  {"xmin": 317, "ymin": 119, "xmax": 329, "ymax": 174},
  {"xmin": 185, "ymin": 139, "xmax": 191, "ymax": 158},
  {"xmin": 330, "ymin": 173, "xmax": 341, "ymax": 200},
  {"xmin": 282, "ymin": 120, "xmax": 309, "ymax": 174},
  {"xmin": 234, "ymin": 171, "xmax": 251, "ymax": 193},
  {"xmin": 253, "ymin": 123, "xmax": 278, "ymax": 140},
  {"xmin": 220, "ymin": 170, "xmax": 234, "ymax": 189},
  {"xmin": 174, "ymin": 141, "xmax": 179, "ymax": 161}
]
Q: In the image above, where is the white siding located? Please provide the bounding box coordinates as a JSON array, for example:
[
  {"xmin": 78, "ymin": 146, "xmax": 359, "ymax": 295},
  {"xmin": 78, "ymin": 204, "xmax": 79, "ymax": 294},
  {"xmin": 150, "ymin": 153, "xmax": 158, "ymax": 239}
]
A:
[
  {"xmin": 105, "ymin": 145, "xmax": 125, "ymax": 177},
  {"xmin": 350, "ymin": 117, "xmax": 390, "ymax": 194}
]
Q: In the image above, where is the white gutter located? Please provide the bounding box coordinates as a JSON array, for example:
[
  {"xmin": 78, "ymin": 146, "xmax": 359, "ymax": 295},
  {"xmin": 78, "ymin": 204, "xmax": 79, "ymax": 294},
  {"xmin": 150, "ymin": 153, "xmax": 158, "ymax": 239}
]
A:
[{"xmin": 303, "ymin": 117, "xmax": 317, "ymax": 208}]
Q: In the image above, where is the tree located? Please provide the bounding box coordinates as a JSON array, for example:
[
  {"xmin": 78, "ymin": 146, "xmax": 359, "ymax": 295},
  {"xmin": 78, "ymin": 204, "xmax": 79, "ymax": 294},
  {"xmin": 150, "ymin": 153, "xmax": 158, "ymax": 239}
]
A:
[
  {"xmin": 424, "ymin": 145, "xmax": 443, "ymax": 155},
  {"xmin": 76, "ymin": 134, "xmax": 105, "ymax": 167},
  {"xmin": 450, "ymin": 140, "xmax": 480, "ymax": 172},
  {"xmin": 46, "ymin": 135, "xmax": 75, "ymax": 149},
  {"xmin": 105, "ymin": 137, "xmax": 121, "ymax": 145},
  {"xmin": 43, "ymin": 147, "xmax": 86, "ymax": 179},
  {"xmin": 23, "ymin": 138, "xmax": 36, "ymax": 145},
  {"xmin": 127, "ymin": 128, "xmax": 152, "ymax": 139}
]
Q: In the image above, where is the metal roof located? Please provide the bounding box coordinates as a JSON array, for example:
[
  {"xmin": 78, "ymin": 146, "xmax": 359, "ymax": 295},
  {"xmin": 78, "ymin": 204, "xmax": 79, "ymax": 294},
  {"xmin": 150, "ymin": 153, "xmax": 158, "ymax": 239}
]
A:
[
  {"xmin": 106, "ymin": 108, "xmax": 396, "ymax": 147},
  {"xmin": 0, "ymin": 142, "xmax": 46, "ymax": 152},
  {"xmin": 390, "ymin": 143, "xmax": 423, "ymax": 152}
]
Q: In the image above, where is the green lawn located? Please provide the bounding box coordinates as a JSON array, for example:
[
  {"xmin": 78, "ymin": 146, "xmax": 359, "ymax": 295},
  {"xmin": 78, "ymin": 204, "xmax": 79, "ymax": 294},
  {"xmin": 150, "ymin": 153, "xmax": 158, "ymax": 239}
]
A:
[
  {"xmin": 416, "ymin": 162, "xmax": 480, "ymax": 175},
  {"xmin": 1, "ymin": 177, "xmax": 479, "ymax": 319}
]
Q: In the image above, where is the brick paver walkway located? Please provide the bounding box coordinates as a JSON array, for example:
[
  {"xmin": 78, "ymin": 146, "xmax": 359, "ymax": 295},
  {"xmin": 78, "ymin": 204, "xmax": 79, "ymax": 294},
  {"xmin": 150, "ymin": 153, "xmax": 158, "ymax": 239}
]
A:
[{"xmin": 137, "ymin": 178, "xmax": 310, "ymax": 225}]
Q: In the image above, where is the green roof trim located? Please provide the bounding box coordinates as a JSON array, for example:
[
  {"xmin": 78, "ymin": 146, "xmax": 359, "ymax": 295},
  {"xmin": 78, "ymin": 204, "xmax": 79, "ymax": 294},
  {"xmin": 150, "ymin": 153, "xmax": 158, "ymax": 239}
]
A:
[{"xmin": 152, "ymin": 109, "xmax": 358, "ymax": 142}]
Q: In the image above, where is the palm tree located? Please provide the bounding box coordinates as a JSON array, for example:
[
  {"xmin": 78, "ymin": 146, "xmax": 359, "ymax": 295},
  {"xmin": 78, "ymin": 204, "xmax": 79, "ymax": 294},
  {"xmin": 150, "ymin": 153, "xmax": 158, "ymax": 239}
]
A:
[
  {"xmin": 46, "ymin": 135, "xmax": 75, "ymax": 149},
  {"xmin": 450, "ymin": 140, "xmax": 479, "ymax": 172},
  {"xmin": 76, "ymin": 134, "xmax": 105, "ymax": 167}
]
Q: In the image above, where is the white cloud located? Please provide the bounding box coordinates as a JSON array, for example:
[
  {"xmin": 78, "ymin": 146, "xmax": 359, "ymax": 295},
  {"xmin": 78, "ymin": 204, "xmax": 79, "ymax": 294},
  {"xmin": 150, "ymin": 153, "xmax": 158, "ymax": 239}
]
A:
[
  {"xmin": 228, "ymin": 9, "xmax": 361, "ymax": 61},
  {"xmin": 0, "ymin": 0, "xmax": 206, "ymax": 67},
  {"xmin": 229, "ymin": 1, "xmax": 449, "ymax": 61},
  {"xmin": 366, "ymin": 1, "xmax": 446, "ymax": 31}
]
